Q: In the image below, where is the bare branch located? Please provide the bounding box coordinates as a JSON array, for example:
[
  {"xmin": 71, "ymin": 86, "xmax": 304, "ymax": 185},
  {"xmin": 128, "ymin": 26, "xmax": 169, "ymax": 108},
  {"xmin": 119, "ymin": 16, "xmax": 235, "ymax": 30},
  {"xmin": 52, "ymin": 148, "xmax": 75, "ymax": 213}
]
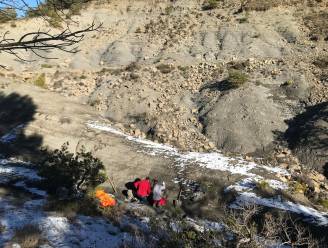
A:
[{"xmin": 0, "ymin": 0, "xmax": 99, "ymax": 63}]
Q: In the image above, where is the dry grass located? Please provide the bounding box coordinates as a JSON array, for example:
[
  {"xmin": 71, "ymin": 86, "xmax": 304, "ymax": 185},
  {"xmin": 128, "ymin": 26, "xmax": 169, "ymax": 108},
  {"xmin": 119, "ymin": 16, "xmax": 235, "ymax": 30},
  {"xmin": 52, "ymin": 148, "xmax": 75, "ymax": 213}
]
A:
[
  {"xmin": 241, "ymin": 0, "xmax": 309, "ymax": 11},
  {"xmin": 303, "ymin": 11, "xmax": 328, "ymax": 40},
  {"xmin": 12, "ymin": 225, "xmax": 42, "ymax": 248},
  {"xmin": 313, "ymin": 56, "xmax": 328, "ymax": 69}
]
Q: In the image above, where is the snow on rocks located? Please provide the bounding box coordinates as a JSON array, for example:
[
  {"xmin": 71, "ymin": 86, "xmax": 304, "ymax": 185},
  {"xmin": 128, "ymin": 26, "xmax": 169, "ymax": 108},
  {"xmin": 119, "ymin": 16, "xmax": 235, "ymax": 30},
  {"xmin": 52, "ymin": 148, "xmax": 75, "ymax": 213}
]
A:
[
  {"xmin": 0, "ymin": 158, "xmax": 41, "ymax": 184},
  {"xmin": 88, "ymin": 121, "xmax": 328, "ymax": 226},
  {"xmin": 87, "ymin": 121, "xmax": 289, "ymax": 177},
  {"xmin": 0, "ymin": 158, "xmax": 131, "ymax": 247},
  {"xmin": 226, "ymin": 177, "xmax": 328, "ymax": 226}
]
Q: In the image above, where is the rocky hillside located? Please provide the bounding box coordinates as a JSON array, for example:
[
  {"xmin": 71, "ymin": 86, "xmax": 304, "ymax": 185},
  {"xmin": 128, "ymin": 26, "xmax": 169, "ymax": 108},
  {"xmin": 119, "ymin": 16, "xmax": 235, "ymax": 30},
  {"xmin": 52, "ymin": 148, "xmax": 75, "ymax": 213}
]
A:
[
  {"xmin": 0, "ymin": 0, "xmax": 327, "ymax": 172},
  {"xmin": 0, "ymin": 1, "xmax": 328, "ymax": 247}
]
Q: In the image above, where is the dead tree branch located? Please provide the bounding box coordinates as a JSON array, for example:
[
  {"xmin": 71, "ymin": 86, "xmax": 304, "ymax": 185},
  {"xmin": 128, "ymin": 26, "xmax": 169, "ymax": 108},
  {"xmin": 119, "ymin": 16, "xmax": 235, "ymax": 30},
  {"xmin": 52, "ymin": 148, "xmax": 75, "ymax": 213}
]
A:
[{"xmin": 0, "ymin": 0, "xmax": 101, "ymax": 66}]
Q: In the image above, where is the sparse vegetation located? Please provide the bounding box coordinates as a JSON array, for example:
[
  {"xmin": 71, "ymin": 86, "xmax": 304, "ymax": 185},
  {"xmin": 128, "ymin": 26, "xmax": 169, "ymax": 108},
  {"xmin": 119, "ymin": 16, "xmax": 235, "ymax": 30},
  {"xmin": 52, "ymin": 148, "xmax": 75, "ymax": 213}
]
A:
[
  {"xmin": 33, "ymin": 73, "xmax": 47, "ymax": 89},
  {"xmin": 304, "ymin": 11, "xmax": 328, "ymax": 41},
  {"xmin": 290, "ymin": 181, "xmax": 308, "ymax": 194},
  {"xmin": 0, "ymin": 224, "xmax": 6, "ymax": 234},
  {"xmin": 282, "ymin": 79, "xmax": 294, "ymax": 87},
  {"xmin": 256, "ymin": 180, "xmax": 270, "ymax": 190},
  {"xmin": 0, "ymin": 8, "xmax": 17, "ymax": 23},
  {"xmin": 227, "ymin": 69, "xmax": 248, "ymax": 88},
  {"xmin": 241, "ymin": 0, "xmax": 280, "ymax": 11},
  {"xmin": 38, "ymin": 142, "xmax": 107, "ymax": 195},
  {"xmin": 318, "ymin": 199, "xmax": 328, "ymax": 209},
  {"xmin": 164, "ymin": 6, "xmax": 174, "ymax": 15},
  {"xmin": 41, "ymin": 64, "xmax": 53, "ymax": 69},
  {"xmin": 313, "ymin": 56, "xmax": 328, "ymax": 69},
  {"xmin": 158, "ymin": 228, "xmax": 221, "ymax": 248},
  {"xmin": 12, "ymin": 224, "xmax": 42, "ymax": 248},
  {"xmin": 59, "ymin": 116, "xmax": 72, "ymax": 124},
  {"xmin": 156, "ymin": 64, "xmax": 175, "ymax": 74},
  {"xmin": 224, "ymin": 205, "xmax": 321, "ymax": 248},
  {"xmin": 202, "ymin": 0, "xmax": 220, "ymax": 11},
  {"xmin": 27, "ymin": 0, "xmax": 90, "ymax": 27},
  {"xmin": 88, "ymin": 98, "xmax": 101, "ymax": 107},
  {"xmin": 44, "ymin": 192, "xmax": 100, "ymax": 218}
]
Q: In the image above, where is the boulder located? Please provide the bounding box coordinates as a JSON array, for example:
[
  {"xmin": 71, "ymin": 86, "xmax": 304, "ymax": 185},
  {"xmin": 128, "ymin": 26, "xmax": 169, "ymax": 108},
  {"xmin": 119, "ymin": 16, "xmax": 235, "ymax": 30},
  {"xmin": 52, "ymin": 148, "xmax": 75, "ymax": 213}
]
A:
[{"xmin": 284, "ymin": 102, "xmax": 328, "ymax": 175}]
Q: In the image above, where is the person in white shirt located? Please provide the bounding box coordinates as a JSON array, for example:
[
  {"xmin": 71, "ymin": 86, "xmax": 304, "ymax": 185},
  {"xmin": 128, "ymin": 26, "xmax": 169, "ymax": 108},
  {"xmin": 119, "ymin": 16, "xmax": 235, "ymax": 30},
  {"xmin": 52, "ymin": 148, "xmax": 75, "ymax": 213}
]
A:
[{"xmin": 152, "ymin": 180, "xmax": 166, "ymax": 207}]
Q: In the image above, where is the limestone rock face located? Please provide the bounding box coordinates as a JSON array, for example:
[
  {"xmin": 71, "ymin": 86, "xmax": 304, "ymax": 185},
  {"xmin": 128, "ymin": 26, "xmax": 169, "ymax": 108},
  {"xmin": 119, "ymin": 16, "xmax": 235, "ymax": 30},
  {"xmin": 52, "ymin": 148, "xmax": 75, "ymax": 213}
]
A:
[{"xmin": 200, "ymin": 85, "xmax": 287, "ymax": 153}]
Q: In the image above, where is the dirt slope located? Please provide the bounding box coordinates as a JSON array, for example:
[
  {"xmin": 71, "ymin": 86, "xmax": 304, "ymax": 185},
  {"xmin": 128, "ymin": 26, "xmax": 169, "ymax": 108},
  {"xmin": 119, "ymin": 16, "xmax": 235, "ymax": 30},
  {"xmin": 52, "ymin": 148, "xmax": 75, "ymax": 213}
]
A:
[{"xmin": 0, "ymin": 0, "xmax": 327, "ymax": 170}]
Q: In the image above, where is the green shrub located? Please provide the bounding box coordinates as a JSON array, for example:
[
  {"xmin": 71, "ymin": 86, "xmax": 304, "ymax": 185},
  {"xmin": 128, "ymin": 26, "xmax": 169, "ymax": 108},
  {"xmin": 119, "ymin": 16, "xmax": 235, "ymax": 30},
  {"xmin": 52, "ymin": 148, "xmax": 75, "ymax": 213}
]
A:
[
  {"xmin": 257, "ymin": 180, "xmax": 270, "ymax": 190},
  {"xmin": 313, "ymin": 56, "xmax": 328, "ymax": 69},
  {"xmin": 290, "ymin": 181, "xmax": 307, "ymax": 194},
  {"xmin": 319, "ymin": 199, "xmax": 328, "ymax": 209},
  {"xmin": 202, "ymin": 0, "xmax": 220, "ymax": 10},
  {"xmin": 38, "ymin": 142, "xmax": 107, "ymax": 194},
  {"xmin": 33, "ymin": 73, "xmax": 47, "ymax": 88},
  {"xmin": 0, "ymin": 8, "xmax": 17, "ymax": 23},
  {"xmin": 156, "ymin": 64, "xmax": 174, "ymax": 74},
  {"xmin": 41, "ymin": 64, "xmax": 53, "ymax": 68},
  {"xmin": 304, "ymin": 11, "xmax": 328, "ymax": 41},
  {"xmin": 164, "ymin": 6, "xmax": 174, "ymax": 15},
  {"xmin": 227, "ymin": 69, "xmax": 248, "ymax": 88},
  {"xmin": 159, "ymin": 227, "xmax": 221, "ymax": 248}
]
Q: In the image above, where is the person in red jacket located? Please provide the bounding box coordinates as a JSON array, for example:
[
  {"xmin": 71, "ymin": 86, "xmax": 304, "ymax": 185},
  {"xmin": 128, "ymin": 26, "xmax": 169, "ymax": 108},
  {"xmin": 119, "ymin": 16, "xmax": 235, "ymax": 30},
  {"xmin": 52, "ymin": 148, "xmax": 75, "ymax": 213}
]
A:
[{"xmin": 134, "ymin": 177, "xmax": 152, "ymax": 203}]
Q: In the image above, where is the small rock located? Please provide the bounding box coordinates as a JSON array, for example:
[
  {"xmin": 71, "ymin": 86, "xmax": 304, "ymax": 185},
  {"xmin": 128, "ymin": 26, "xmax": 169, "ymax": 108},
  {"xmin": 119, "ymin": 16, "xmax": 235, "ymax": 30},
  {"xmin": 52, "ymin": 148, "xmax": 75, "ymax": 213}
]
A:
[
  {"xmin": 308, "ymin": 171, "xmax": 326, "ymax": 182},
  {"xmin": 208, "ymin": 142, "xmax": 216, "ymax": 149},
  {"xmin": 191, "ymin": 108, "xmax": 198, "ymax": 114},
  {"xmin": 134, "ymin": 129, "xmax": 141, "ymax": 137},
  {"xmin": 114, "ymin": 123, "xmax": 124, "ymax": 130},
  {"xmin": 279, "ymin": 163, "xmax": 289, "ymax": 169},
  {"xmin": 276, "ymin": 153, "xmax": 286, "ymax": 158},
  {"xmin": 288, "ymin": 163, "xmax": 301, "ymax": 171}
]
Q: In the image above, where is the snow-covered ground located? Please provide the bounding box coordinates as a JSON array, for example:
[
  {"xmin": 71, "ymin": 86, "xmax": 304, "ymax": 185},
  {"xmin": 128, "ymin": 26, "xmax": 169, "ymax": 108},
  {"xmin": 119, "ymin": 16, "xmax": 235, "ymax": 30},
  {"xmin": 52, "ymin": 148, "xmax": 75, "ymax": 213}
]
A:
[
  {"xmin": 0, "ymin": 159, "xmax": 130, "ymax": 247},
  {"xmin": 87, "ymin": 121, "xmax": 328, "ymax": 227},
  {"xmin": 0, "ymin": 158, "xmax": 224, "ymax": 247}
]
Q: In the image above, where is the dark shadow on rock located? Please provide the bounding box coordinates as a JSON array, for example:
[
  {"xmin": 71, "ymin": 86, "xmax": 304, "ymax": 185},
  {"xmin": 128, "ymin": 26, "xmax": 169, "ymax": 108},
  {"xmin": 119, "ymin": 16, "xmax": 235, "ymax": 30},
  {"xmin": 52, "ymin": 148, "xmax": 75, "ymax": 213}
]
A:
[
  {"xmin": 283, "ymin": 102, "xmax": 328, "ymax": 173},
  {"xmin": 200, "ymin": 80, "xmax": 235, "ymax": 92},
  {"xmin": 0, "ymin": 92, "xmax": 43, "ymax": 160},
  {"xmin": 324, "ymin": 162, "xmax": 328, "ymax": 179}
]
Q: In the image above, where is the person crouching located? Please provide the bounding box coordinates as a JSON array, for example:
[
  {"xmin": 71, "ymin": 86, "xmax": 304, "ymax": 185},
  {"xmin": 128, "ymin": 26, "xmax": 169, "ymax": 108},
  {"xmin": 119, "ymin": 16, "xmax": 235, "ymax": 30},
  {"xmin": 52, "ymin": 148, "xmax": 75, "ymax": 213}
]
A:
[{"xmin": 134, "ymin": 177, "xmax": 151, "ymax": 203}]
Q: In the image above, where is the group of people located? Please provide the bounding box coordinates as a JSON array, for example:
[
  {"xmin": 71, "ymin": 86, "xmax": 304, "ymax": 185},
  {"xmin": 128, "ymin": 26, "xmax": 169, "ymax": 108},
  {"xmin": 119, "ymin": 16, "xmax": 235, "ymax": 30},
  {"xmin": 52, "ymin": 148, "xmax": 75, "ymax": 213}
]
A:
[{"xmin": 126, "ymin": 177, "xmax": 167, "ymax": 207}]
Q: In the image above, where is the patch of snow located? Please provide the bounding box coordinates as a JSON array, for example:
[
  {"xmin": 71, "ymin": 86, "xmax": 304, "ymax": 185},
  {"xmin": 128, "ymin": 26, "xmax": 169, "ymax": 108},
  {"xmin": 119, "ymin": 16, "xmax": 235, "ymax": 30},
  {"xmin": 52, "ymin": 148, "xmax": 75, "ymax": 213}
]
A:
[
  {"xmin": 87, "ymin": 121, "xmax": 288, "ymax": 177},
  {"xmin": 227, "ymin": 177, "xmax": 328, "ymax": 226},
  {"xmin": 0, "ymin": 159, "xmax": 41, "ymax": 181},
  {"xmin": 232, "ymin": 192, "xmax": 328, "ymax": 226},
  {"xmin": 0, "ymin": 124, "xmax": 24, "ymax": 144},
  {"xmin": 14, "ymin": 181, "xmax": 47, "ymax": 197}
]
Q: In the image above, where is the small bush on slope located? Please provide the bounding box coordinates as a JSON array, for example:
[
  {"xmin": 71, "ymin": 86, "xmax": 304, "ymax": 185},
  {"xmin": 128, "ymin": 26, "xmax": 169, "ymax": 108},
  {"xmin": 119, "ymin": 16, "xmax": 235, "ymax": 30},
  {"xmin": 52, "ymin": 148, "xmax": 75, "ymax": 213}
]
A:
[
  {"xmin": 11, "ymin": 224, "xmax": 42, "ymax": 248},
  {"xmin": 33, "ymin": 73, "xmax": 47, "ymax": 88},
  {"xmin": 38, "ymin": 142, "xmax": 107, "ymax": 195},
  {"xmin": 202, "ymin": 0, "xmax": 223, "ymax": 11},
  {"xmin": 0, "ymin": 8, "xmax": 17, "ymax": 23},
  {"xmin": 227, "ymin": 69, "xmax": 248, "ymax": 88},
  {"xmin": 304, "ymin": 11, "xmax": 328, "ymax": 41}
]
